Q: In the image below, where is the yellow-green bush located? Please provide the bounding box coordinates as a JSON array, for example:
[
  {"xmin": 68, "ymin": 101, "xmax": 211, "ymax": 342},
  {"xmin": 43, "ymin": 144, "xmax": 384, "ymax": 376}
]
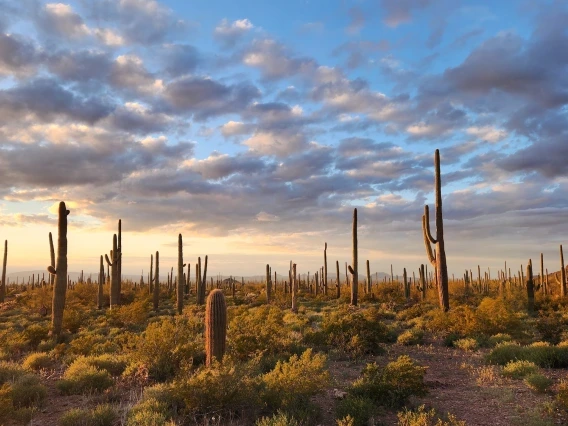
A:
[
  {"xmin": 502, "ymin": 360, "xmax": 539, "ymax": 379},
  {"xmin": 59, "ymin": 404, "xmax": 118, "ymax": 426},
  {"xmin": 397, "ymin": 405, "xmax": 466, "ymax": 426},
  {"xmin": 22, "ymin": 352, "xmax": 53, "ymax": 371},
  {"xmin": 56, "ymin": 357, "xmax": 113, "ymax": 394}
]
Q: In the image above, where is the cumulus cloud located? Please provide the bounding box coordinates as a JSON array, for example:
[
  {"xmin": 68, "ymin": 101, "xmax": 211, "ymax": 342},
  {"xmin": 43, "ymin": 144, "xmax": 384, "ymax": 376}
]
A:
[{"xmin": 214, "ymin": 19, "xmax": 254, "ymax": 48}]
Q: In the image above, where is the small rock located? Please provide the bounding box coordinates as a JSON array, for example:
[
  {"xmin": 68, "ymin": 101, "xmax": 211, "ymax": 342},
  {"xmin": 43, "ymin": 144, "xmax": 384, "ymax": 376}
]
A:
[{"xmin": 332, "ymin": 389, "xmax": 347, "ymax": 399}]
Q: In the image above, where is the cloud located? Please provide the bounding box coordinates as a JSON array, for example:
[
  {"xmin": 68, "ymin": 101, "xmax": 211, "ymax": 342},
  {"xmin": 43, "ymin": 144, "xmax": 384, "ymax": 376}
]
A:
[
  {"xmin": 256, "ymin": 212, "xmax": 280, "ymax": 222},
  {"xmin": 0, "ymin": 33, "xmax": 42, "ymax": 77},
  {"xmin": 214, "ymin": 19, "xmax": 254, "ymax": 48},
  {"xmin": 346, "ymin": 7, "xmax": 365, "ymax": 34},
  {"xmin": 380, "ymin": 0, "xmax": 433, "ymax": 27},
  {"xmin": 37, "ymin": 3, "xmax": 91, "ymax": 38},
  {"xmin": 466, "ymin": 126, "xmax": 507, "ymax": 143},
  {"xmin": 94, "ymin": 28, "xmax": 125, "ymax": 46},
  {"xmin": 161, "ymin": 44, "xmax": 200, "ymax": 77}
]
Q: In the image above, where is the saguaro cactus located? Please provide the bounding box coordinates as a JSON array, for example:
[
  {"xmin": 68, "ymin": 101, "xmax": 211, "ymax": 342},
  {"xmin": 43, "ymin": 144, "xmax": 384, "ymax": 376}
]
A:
[
  {"xmin": 336, "ymin": 260, "xmax": 340, "ymax": 299},
  {"xmin": 418, "ymin": 264, "xmax": 426, "ymax": 300},
  {"xmin": 177, "ymin": 234, "xmax": 186, "ymax": 315},
  {"xmin": 48, "ymin": 232, "xmax": 55, "ymax": 288},
  {"xmin": 323, "ymin": 243, "xmax": 328, "ymax": 295},
  {"xmin": 526, "ymin": 260, "xmax": 535, "ymax": 315},
  {"xmin": 0, "ymin": 240, "xmax": 7, "ymax": 303},
  {"xmin": 404, "ymin": 268, "xmax": 410, "ymax": 300},
  {"xmin": 422, "ymin": 149, "xmax": 450, "ymax": 312},
  {"xmin": 153, "ymin": 251, "xmax": 160, "ymax": 311},
  {"xmin": 366, "ymin": 260, "xmax": 371, "ymax": 293},
  {"xmin": 205, "ymin": 289, "xmax": 227, "ymax": 366},
  {"xmin": 117, "ymin": 220, "xmax": 122, "ymax": 301},
  {"xmin": 98, "ymin": 255, "xmax": 104, "ymax": 309},
  {"xmin": 558, "ymin": 245, "xmax": 566, "ymax": 297},
  {"xmin": 149, "ymin": 254, "xmax": 153, "ymax": 294},
  {"xmin": 105, "ymin": 235, "xmax": 119, "ymax": 309},
  {"xmin": 348, "ymin": 208, "xmax": 358, "ymax": 306},
  {"xmin": 291, "ymin": 263, "xmax": 298, "ymax": 313},
  {"xmin": 47, "ymin": 202, "xmax": 69, "ymax": 338},
  {"xmin": 266, "ymin": 264, "xmax": 272, "ymax": 303}
]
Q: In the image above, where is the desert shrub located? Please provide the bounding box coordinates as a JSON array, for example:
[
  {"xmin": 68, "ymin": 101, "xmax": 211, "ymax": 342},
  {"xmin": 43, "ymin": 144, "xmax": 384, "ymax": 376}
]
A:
[
  {"xmin": 256, "ymin": 411, "xmax": 301, "ymax": 426},
  {"xmin": 126, "ymin": 385, "xmax": 178, "ymax": 426},
  {"xmin": 488, "ymin": 333, "xmax": 513, "ymax": 347},
  {"xmin": 535, "ymin": 311, "xmax": 567, "ymax": 345},
  {"xmin": 174, "ymin": 359, "xmax": 260, "ymax": 419},
  {"xmin": 397, "ymin": 405, "xmax": 466, "ymax": 426},
  {"xmin": 59, "ymin": 404, "xmax": 118, "ymax": 426},
  {"xmin": 557, "ymin": 379, "xmax": 568, "ymax": 410},
  {"xmin": 82, "ymin": 354, "xmax": 127, "ymax": 376},
  {"xmin": 262, "ymin": 348, "xmax": 330, "ymax": 416},
  {"xmin": 229, "ymin": 306, "xmax": 290, "ymax": 360},
  {"xmin": 524, "ymin": 374, "xmax": 553, "ymax": 393},
  {"xmin": 320, "ymin": 306, "xmax": 394, "ymax": 357},
  {"xmin": 349, "ymin": 355, "xmax": 427, "ymax": 408},
  {"xmin": 106, "ymin": 299, "xmax": 148, "ymax": 327},
  {"xmin": 426, "ymin": 305, "xmax": 477, "ymax": 337},
  {"xmin": 475, "ymin": 297, "xmax": 520, "ymax": 336},
  {"xmin": 22, "ymin": 323, "xmax": 49, "ymax": 348},
  {"xmin": 63, "ymin": 309, "xmax": 83, "ymax": 334},
  {"xmin": 132, "ymin": 316, "xmax": 203, "ymax": 381},
  {"xmin": 11, "ymin": 374, "xmax": 47, "ymax": 408},
  {"xmin": 0, "ymin": 361, "xmax": 26, "ymax": 384},
  {"xmin": 335, "ymin": 396, "xmax": 377, "ymax": 426},
  {"xmin": 68, "ymin": 333, "xmax": 107, "ymax": 356},
  {"xmin": 396, "ymin": 303, "xmax": 435, "ymax": 322},
  {"xmin": 22, "ymin": 352, "xmax": 53, "ymax": 371},
  {"xmin": 453, "ymin": 338, "xmax": 478, "ymax": 352},
  {"xmin": 487, "ymin": 343, "xmax": 568, "ymax": 368},
  {"xmin": 0, "ymin": 383, "xmax": 33, "ymax": 424},
  {"xmin": 57, "ymin": 357, "xmax": 113, "ymax": 394},
  {"xmin": 397, "ymin": 328, "xmax": 424, "ymax": 346},
  {"xmin": 502, "ymin": 360, "xmax": 539, "ymax": 379}
]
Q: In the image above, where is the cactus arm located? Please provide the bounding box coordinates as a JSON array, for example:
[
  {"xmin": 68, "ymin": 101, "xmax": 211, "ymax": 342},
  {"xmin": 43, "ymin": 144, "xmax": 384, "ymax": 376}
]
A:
[
  {"xmin": 47, "ymin": 266, "xmax": 56, "ymax": 275},
  {"xmin": 423, "ymin": 205, "xmax": 437, "ymax": 244},
  {"xmin": 422, "ymin": 214, "xmax": 436, "ymax": 266}
]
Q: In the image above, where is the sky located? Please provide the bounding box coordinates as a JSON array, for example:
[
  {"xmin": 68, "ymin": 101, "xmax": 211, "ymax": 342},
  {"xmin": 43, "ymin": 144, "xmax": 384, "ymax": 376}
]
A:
[{"xmin": 0, "ymin": 0, "xmax": 567, "ymax": 279}]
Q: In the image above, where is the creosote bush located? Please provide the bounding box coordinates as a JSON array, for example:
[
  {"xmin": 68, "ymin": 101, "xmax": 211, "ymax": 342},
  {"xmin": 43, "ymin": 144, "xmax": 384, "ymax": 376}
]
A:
[
  {"xmin": 501, "ymin": 360, "xmax": 539, "ymax": 379},
  {"xmin": 487, "ymin": 343, "xmax": 568, "ymax": 368},
  {"xmin": 59, "ymin": 404, "xmax": 118, "ymax": 426},
  {"xmin": 57, "ymin": 357, "xmax": 113, "ymax": 394},
  {"xmin": 22, "ymin": 352, "xmax": 53, "ymax": 371},
  {"xmin": 524, "ymin": 373, "xmax": 553, "ymax": 393},
  {"xmin": 397, "ymin": 405, "xmax": 466, "ymax": 426}
]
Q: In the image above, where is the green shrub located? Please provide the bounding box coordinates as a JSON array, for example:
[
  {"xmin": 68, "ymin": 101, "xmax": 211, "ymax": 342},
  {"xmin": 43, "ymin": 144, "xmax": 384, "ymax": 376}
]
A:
[
  {"xmin": 524, "ymin": 374, "xmax": 553, "ymax": 393},
  {"xmin": 454, "ymin": 338, "xmax": 478, "ymax": 352},
  {"xmin": 22, "ymin": 352, "xmax": 53, "ymax": 371},
  {"xmin": 256, "ymin": 411, "xmax": 301, "ymax": 426},
  {"xmin": 320, "ymin": 307, "xmax": 394, "ymax": 357},
  {"xmin": 397, "ymin": 328, "xmax": 424, "ymax": 346},
  {"xmin": 502, "ymin": 360, "xmax": 539, "ymax": 379},
  {"xmin": 127, "ymin": 397, "xmax": 172, "ymax": 426},
  {"xmin": 175, "ymin": 359, "xmax": 260, "ymax": 419},
  {"xmin": 487, "ymin": 343, "xmax": 568, "ymax": 368},
  {"xmin": 0, "ymin": 361, "xmax": 26, "ymax": 384},
  {"xmin": 11, "ymin": 374, "xmax": 47, "ymax": 408},
  {"xmin": 133, "ymin": 316, "xmax": 203, "ymax": 381},
  {"xmin": 106, "ymin": 299, "xmax": 148, "ymax": 327},
  {"xmin": 23, "ymin": 324, "xmax": 49, "ymax": 348},
  {"xmin": 262, "ymin": 348, "xmax": 330, "ymax": 415},
  {"xmin": 82, "ymin": 354, "xmax": 127, "ymax": 376},
  {"xmin": 59, "ymin": 404, "xmax": 118, "ymax": 426},
  {"xmin": 63, "ymin": 309, "xmax": 83, "ymax": 334},
  {"xmin": 488, "ymin": 333, "xmax": 513, "ymax": 347},
  {"xmin": 335, "ymin": 396, "xmax": 377, "ymax": 426},
  {"xmin": 57, "ymin": 358, "xmax": 113, "ymax": 394},
  {"xmin": 349, "ymin": 355, "xmax": 427, "ymax": 408},
  {"xmin": 397, "ymin": 405, "xmax": 466, "ymax": 425},
  {"xmin": 229, "ymin": 306, "xmax": 289, "ymax": 360}
]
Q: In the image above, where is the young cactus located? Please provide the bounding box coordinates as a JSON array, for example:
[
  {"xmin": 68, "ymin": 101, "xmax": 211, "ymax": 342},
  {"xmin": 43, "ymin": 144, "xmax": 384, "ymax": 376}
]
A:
[
  {"xmin": 422, "ymin": 149, "xmax": 450, "ymax": 311},
  {"xmin": 347, "ymin": 208, "xmax": 358, "ymax": 306},
  {"xmin": 47, "ymin": 202, "xmax": 69, "ymax": 338},
  {"xmin": 205, "ymin": 288, "xmax": 227, "ymax": 366}
]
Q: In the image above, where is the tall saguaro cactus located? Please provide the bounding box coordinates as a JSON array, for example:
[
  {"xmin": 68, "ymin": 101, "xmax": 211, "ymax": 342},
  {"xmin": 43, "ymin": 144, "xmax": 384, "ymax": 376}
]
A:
[
  {"xmin": 266, "ymin": 264, "xmax": 271, "ymax": 303},
  {"xmin": 336, "ymin": 260, "xmax": 340, "ymax": 299},
  {"xmin": 98, "ymin": 255, "xmax": 104, "ymax": 309},
  {"xmin": 348, "ymin": 208, "xmax": 358, "ymax": 306},
  {"xmin": 291, "ymin": 263, "xmax": 298, "ymax": 313},
  {"xmin": 0, "ymin": 240, "xmax": 7, "ymax": 303},
  {"xmin": 205, "ymin": 289, "xmax": 227, "ymax": 367},
  {"xmin": 177, "ymin": 234, "xmax": 186, "ymax": 315},
  {"xmin": 105, "ymin": 235, "xmax": 119, "ymax": 309},
  {"xmin": 47, "ymin": 202, "xmax": 69, "ymax": 338},
  {"xmin": 422, "ymin": 149, "xmax": 450, "ymax": 312},
  {"xmin": 526, "ymin": 260, "xmax": 535, "ymax": 315},
  {"xmin": 153, "ymin": 251, "xmax": 160, "ymax": 311},
  {"xmin": 559, "ymin": 245, "xmax": 566, "ymax": 297},
  {"xmin": 117, "ymin": 220, "xmax": 122, "ymax": 301},
  {"xmin": 323, "ymin": 243, "xmax": 328, "ymax": 295},
  {"xmin": 366, "ymin": 260, "xmax": 371, "ymax": 293}
]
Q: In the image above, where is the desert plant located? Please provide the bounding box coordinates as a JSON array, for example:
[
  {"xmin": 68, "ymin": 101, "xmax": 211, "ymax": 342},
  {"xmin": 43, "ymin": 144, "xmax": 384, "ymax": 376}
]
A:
[
  {"xmin": 177, "ymin": 234, "xmax": 185, "ymax": 315},
  {"xmin": 206, "ymin": 289, "xmax": 227, "ymax": 367},
  {"xmin": 502, "ymin": 360, "xmax": 539, "ymax": 379},
  {"xmin": 104, "ymin": 234, "xmax": 120, "ymax": 309},
  {"xmin": 47, "ymin": 201, "xmax": 69, "ymax": 338},
  {"xmin": 524, "ymin": 373, "xmax": 553, "ymax": 393},
  {"xmin": 348, "ymin": 208, "xmax": 358, "ymax": 306},
  {"xmin": 422, "ymin": 149, "xmax": 449, "ymax": 311}
]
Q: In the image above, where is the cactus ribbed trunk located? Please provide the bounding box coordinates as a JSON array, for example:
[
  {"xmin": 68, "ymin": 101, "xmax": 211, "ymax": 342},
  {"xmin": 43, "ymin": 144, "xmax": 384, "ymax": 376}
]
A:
[
  {"xmin": 419, "ymin": 264, "xmax": 426, "ymax": 300},
  {"xmin": 49, "ymin": 202, "xmax": 69, "ymax": 338},
  {"xmin": 540, "ymin": 253, "xmax": 546, "ymax": 295},
  {"xmin": 526, "ymin": 260, "xmax": 534, "ymax": 315},
  {"xmin": 336, "ymin": 260, "xmax": 340, "ymax": 299},
  {"xmin": 266, "ymin": 264, "xmax": 271, "ymax": 303},
  {"xmin": 404, "ymin": 268, "xmax": 410, "ymax": 300},
  {"xmin": 205, "ymin": 289, "xmax": 227, "ymax": 367},
  {"xmin": 117, "ymin": 220, "xmax": 122, "ymax": 303},
  {"xmin": 560, "ymin": 245, "xmax": 566, "ymax": 297},
  {"xmin": 349, "ymin": 208, "xmax": 358, "ymax": 306},
  {"xmin": 106, "ymin": 234, "xmax": 119, "ymax": 309},
  {"xmin": 0, "ymin": 240, "xmax": 7, "ymax": 303},
  {"xmin": 422, "ymin": 149, "xmax": 450, "ymax": 312},
  {"xmin": 149, "ymin": 254, "xmax": 153, "ymax": 295},
  {"xmin": 98, "ymin": 255, "xmax": 104, "ymax": 309},
  {"xmin": 323, "ymin": 243, "xmax": 328, "ymax": 295},
  {"xmin": 49, "ymin": 232, "xmax": 55, "ymax": 288},
  {"xmin": 177, "ymin": 234, "xmax": 185, "ymax": 315},
  {"xmin": 197, "ymin": 257, "xmax": 203, "ymax": 305},
  {"xmin": 291, "ymin": 263, "xmax": 298, "ymax": 313},
  {"xmin": 366, "ymin": 259, "xmax": 371, "ymax": 293},
  {"xmin": 153, "ymin": 251, "xmax": 159, "ymax": 311}
]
